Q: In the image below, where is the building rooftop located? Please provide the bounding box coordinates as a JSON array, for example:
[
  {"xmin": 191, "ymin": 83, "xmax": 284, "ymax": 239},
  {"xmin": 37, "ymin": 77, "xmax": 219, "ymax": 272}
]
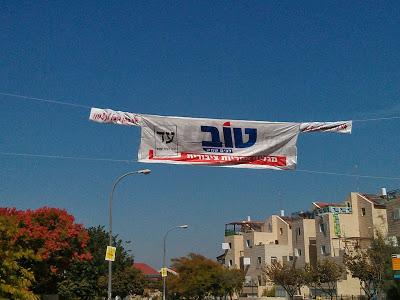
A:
[
  {"xmin": 225, "ymin": 220, "xmax": 264, "ymax": 235},
  {"xmin": 279, "ymin": 216, "xmax": 294, "ymax": 226},
  {"xmin": 291, "ymin": 211, "xmax": 314, "ymax": 219},
  {"xmin": 361, "ymin": 194, "xmax": 386, "ymax": 209},
  {"xmin": 312, "ymin": 202, "xmax": 346, "ymax": 209},
  {"xmin": 387, "ymin": 189, "xmax": 400, "ymax": 200},
  {"xmin": 133, "ymin": 263, "xmax": 160, "ymax": 277},
  {"xmin": 226, "ymin": 220, "xmax": 265, "ymax": 226}
]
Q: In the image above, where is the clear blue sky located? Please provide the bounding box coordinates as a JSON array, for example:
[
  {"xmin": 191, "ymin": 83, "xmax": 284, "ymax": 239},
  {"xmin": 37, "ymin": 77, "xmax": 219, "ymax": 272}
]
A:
[{"xmin": 1, "ymin": 1, "xmax": 399, "ymax": 268}]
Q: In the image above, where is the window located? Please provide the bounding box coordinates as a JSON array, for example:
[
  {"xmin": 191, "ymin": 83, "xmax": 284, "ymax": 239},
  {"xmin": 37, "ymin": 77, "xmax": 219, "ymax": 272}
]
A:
[
  {"xmin": 257, "ymin": 256, "xmax": 262, "ymax": 265},
  {"xmin": 228, "ymin": 260, "xmax": 233, "ymax": 267},
  {"xmin": 319, "ymin": 222, "xmax": 326, "ymax": 234},
  {"xmin": 271, "ymin": 256, "xmax": 277, "ymax": 263},
  {"xmin": 294, "ymin": 248, "xmax": 302, "ymax": 257},
  {"xmin": 361, "ymin": 208, "xmax": 366, "ymax": 216},
  {"xmin": 229, "ymin": 242, "xmax": 232, "ymax": 249},
  {"xmin": 246, "ymin": 239, "xmax": 252, "ymax": 248},
  {"xmin": 297, "ymin": 227, "xmax": 301, "ymax": 236},
  {"xmin": 279, "ymin": 228, "xmax": 283, "ymax": 235},
  {"xmin": 393, "ymin": 208, "xmax": 400, "ymax": 220},
  {"xmin": 258, "ymin": 275, "xmax": 262, "ymax": 286},
  {"xmin": 321, "ymin": 245, "xmax": 327, "ymax": 255}
]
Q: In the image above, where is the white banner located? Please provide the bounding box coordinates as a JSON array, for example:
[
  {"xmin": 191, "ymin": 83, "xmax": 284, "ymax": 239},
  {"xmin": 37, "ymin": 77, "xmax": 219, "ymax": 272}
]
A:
[
  {"xmin": 300, "ymin": 121, "xmax": 352, "ymax": 134},
  {"xmin": 90, "ymin": 107, "xmax": 142, "ymax": 126},
  {"xmin": 89, "ymin": 107, "xmax": 352, "ymax": 170},
  {"xmin": 89, "ymin": 108, "xmax": 352, "ymax": 134},
  {"xmin": 138, "ymin": 114, "xmax": 299, "ymax": 169}
]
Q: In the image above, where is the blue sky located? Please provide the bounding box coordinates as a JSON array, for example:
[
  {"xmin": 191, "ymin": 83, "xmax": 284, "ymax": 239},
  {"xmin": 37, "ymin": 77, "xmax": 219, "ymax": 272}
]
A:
[{"xmin": 1, "ymin": 1, "xmax": 400, "ymax": 268}]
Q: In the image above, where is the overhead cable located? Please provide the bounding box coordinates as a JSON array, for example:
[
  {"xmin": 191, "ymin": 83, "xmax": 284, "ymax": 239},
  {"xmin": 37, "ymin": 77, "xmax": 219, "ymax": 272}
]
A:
[
  {"xmin": 0, "ymin": 92, "xmax": 91, "ymax": 109},
  {"xmin": 1, "ymin": 151, "xmax": 399, "ymax": 180},
  {"xmin": 1, "ymin": 92, "xmax": 400, "ymax": 123}
]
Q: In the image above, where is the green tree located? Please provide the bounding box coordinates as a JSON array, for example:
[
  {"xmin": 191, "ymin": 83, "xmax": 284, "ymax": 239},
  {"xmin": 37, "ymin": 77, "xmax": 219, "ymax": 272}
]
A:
[
  {"xmin": 0, "ymin": 207, "xmax": 92, "ymax": 295},
  {"xmin": 58, "ymin": 225, "xmax": 145, "ymax": 298},
  {"xmin": 167, "ymin": 253, "xmax": 234, "ymax": 300},
  {"xmin": 305, "ymin": 258, "xmax": 343, "ymax": 299},
  {"xmin": 263, "ymin": 259, "xmax": 306, "ymax": 300},
  {"xmin": 57, "ymin": 260, "xmax": 98, "ymax": 299},
  {"xmin": 112, "ymin": 266, "xmax": 145, "ymax": 297},
  {"xmin": 385, "ymin": 281, "xmax": 400, "ymax": 300},
  {"xmin": 343, "ymin": 234, "xmax": 399, "ymax": 300},
  {"xmin": 216, "ymin": 268, "xmax": 245, "ymax": 299},
  {"xmin": 0, "ymin": 215, "xmax": 39, "ymax": 300}
]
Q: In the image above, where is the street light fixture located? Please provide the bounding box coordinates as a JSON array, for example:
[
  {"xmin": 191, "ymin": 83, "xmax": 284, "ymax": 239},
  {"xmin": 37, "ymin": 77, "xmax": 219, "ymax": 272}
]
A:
[
  {"xmin": 162, "ymin": 225, "xmax": 189, "ymax": 300},
  {"xmin": 108, "ymin": 169, "xmax": 151, "ymax": 300}
]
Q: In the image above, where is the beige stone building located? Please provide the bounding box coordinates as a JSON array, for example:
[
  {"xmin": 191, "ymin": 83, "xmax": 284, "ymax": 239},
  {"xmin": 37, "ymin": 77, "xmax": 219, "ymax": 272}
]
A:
[
  {"xmin": 291, "ymin": 212, "xmax": 316, "ymax": 268},
  {"xmin": 386, "ymin": 189, "xmax": 400, "ymax": 244},
  {"xmin": 220, "ymin": 215, "xmax": 293, "ymax": 297},
  {"xmin": 311, "ymin": 192, "xmax": 388, "ymax": 296},
  {"xmin": 219, "ymin": 190, "xmax": 391, "ymax": 298}
]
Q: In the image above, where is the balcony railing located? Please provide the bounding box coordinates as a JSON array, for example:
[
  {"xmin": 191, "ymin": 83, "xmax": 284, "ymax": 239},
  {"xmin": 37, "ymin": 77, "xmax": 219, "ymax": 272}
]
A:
[
  {"xmin": 225, "ymin": 230, "xmax": 242, "ymax": 236},
  {"xmin": 314, "ymin": 206, "xmax": 352, "ymax": 216}
]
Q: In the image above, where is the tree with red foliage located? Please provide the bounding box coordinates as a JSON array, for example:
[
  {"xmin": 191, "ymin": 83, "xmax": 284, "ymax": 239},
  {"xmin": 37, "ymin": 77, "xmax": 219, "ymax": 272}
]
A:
[
  {"xmin": 0, "ymin": 215, "xmax": 40, "ymax": 299},
  {"xmin": 0, "ymin": 207, "xmax": 92, "ymax": 295}
]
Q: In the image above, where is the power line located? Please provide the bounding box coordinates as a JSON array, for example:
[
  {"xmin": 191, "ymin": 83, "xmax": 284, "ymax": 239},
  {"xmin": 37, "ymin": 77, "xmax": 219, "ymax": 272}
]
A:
[
  {"xmin": 0, "ymin": 151, "xmax": 134, "ymax": 163},
  {"xmin": 353, "ymin": 116, "xmax": 400, "ymax": 122},
  {"xmin": 1, "ymin": 91, "xmax": 400, "ymax": 123},
  {"xmin": 1, "ymin": 151, "xmax": 399, "ymax": 180},
  {"xmin": 295, "ymin": 168, "xmax": 400, "ymax": 181},
  {"xmin": 0, "ymin": 92, "xmax": 91, "ymax": 109}
]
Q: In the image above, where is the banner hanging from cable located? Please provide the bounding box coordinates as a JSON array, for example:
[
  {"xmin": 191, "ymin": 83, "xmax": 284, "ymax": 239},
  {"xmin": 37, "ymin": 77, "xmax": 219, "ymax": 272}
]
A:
[{"xmin": 89, "ymin": 107, "xmax": 352, "ymax": 170}]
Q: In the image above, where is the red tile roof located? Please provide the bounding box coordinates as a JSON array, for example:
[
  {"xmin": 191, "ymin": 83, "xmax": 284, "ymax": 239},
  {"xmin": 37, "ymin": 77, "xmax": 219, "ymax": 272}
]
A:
[
  {"xmin": 133, "ymin": 263, "xmax": 160, "ymax": 276},
  {"xmin": 313, "ymin": 202, "xmax": 344, "ymax": 208}
]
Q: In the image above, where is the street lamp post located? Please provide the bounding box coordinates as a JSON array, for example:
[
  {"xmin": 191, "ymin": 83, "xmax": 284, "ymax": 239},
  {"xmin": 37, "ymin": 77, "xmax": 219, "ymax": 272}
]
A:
[
  {"xmin": 108, "ymin": 169, "xmax": 151, "ymax": 300},
  {"xmin": 162, "ymin": 225, "xmax": 188, "ymax": 300}
]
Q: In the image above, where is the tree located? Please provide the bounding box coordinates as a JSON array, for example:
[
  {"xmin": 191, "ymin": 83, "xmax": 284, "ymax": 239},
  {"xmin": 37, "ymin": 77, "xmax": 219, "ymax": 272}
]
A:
[
  {"xmin": 167, "ymin": 253, "xmax": 243, "ymax": 300},
  {"xmin": 343, "ymin": 234, "xmax": 398, "ymax": 300},
  {"xmin": 57, "ymin": 225, "xmax": 145, "ymax": 298},
  {"xmin": 263, "ymin": 259, "xmax": 306, "ymax": 300},
  {"xmin": 386, "ymin": 281, "xmax": 400, "ymax": 300},
  {"xmin": 0, "ymin": 209, "xmax": 144, "ymax": 298},
  {"xmin": 0, "ymin": 207, "xmax": 92, "ymax": 295},
  {"xmin": 215, "ymin": 268, "xmax": 245, "ymax": 300},
  {"xmin": 112, "ymin": 266, "xmax": 145, "ymax": 297},
  {"xmin": 305, "ymin": 259, "xmax": 343, "ymax": 299},
  {"xmin": 0, "ymin": 215, "xmax": 39, "ymax": 300},
  {"xmin": 57, "ymin": 260, "xmax": 98, "ymax": 299}
]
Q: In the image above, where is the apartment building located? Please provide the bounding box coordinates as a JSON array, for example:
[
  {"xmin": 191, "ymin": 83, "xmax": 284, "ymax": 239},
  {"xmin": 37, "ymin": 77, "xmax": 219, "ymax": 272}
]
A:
[
  {"xmin": 312, "ymin": 192, "xmax": 388, "ymax": 296},
  {"xmin": 386, "ymin": 189, "xmax": 400, "ymax": 244},
  {"xmin": 291, "ymin": 212, "xmax": 316, "ymax": 268},
  {"xmin": 220, "ymin": 215, "xmax": 292, "ymax": 297},
  {"xmin": 219, "ymin": 190, "xmax": 393, "ymax": 298}
]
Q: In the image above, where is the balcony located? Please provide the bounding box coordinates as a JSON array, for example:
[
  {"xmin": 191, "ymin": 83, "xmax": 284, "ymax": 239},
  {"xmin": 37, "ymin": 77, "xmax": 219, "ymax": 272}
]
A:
[
  {"xmin": 225, "ymin": 229, "xmax": 242, "ymax": 236},
  {"xmin": 225, "ymin": 220, "xmax": 264, "ymax": 236},
  {"xmin": 314, "ymin": 206, "xmax": 352, "ymax": 216}
]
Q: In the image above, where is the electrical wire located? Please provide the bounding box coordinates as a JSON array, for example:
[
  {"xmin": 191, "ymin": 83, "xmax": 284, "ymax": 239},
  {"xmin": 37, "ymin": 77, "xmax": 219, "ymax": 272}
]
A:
[
  {"xmin": 0, "ymin": 92, "xmax": 91, "ymax": 109},
  {"xmin": 1, "ymin": 92, "xmax": 400, "ymax": 180},
  {"xmin": 0, "ymin": 151, "xmax": 134, "ymax": 163},
  {"xmin": 1, "ymin": 151, "xmax": 399, "ymax": 180},
  {"xmin": 295, "ymin": 168, "xmax": 400, "ymax": 181},
  {"xmin": 1, "ymin": 92, "xmax": 400, "ymax": 122}
]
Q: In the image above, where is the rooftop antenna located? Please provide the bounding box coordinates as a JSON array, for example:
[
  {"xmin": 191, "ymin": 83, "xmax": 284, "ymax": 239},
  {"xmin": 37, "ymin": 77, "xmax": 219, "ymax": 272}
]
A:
[
  {"xmin": 354, "ymin": 164, "xmax": 360, "ymax": 192},
  {"xmin": 278, "ymin": 190, "xmax": 283, "ymax": 216}
]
